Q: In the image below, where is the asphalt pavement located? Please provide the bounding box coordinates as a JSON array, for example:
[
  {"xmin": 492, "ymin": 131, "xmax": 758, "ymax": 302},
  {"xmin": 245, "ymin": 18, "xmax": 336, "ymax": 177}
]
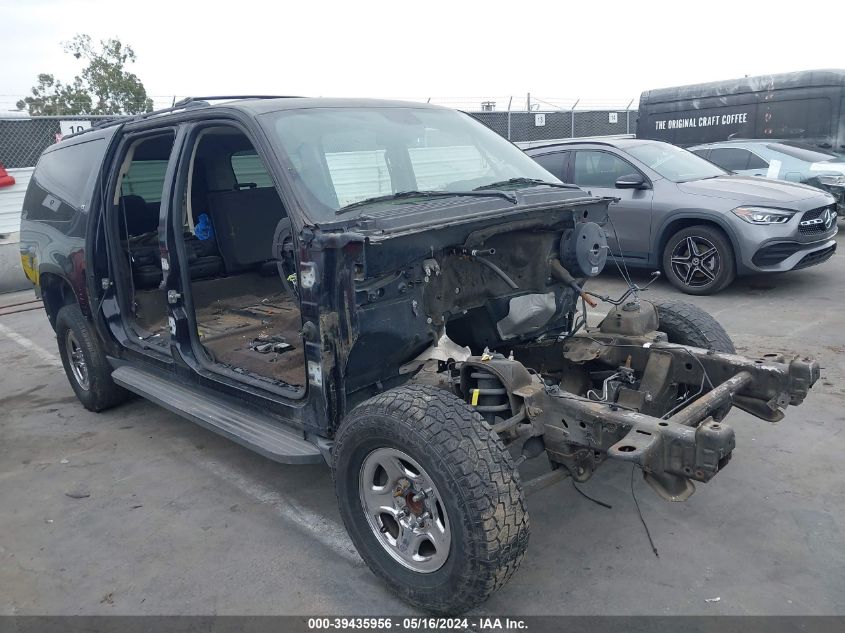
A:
[{"xmin": 1, "ymin": 231, "xmax": 843, "ymax": 616}]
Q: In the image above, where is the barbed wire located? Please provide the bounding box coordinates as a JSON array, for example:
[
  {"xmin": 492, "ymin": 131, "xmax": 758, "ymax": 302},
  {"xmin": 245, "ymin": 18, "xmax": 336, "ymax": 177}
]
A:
[
  {"xmin": 1, "ymin": 94, "xmax": 640, "ymax": 115},
  {"xmin": 0, "ymin": 95, "xmax": 639, "ymax": 168}
]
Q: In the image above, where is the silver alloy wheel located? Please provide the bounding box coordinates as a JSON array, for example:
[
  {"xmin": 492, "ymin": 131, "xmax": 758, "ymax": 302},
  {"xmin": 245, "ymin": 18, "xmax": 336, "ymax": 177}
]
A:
[
  {"xmin": 65, "ymin": 330, "xmax": 90, "ymax": 391},
  {"xmin": 358, "ymin": 447, "xmax": 451, "ymax": 573},
  {"xmin": 670, "ymin": 235, "xmax": 721, "ymax": 288}
]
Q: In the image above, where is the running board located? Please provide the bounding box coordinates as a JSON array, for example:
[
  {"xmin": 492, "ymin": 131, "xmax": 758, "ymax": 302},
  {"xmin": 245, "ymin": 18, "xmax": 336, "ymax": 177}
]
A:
[{"xmin": 111, "ymin": 365, "xmax": 323, "ymax": 465}]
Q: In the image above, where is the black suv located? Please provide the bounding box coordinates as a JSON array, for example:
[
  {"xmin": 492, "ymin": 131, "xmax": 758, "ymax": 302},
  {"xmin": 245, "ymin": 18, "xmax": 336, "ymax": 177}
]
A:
[{"xmin": 20, "ymin": 97, "xmax": 820, "ymax": 613}]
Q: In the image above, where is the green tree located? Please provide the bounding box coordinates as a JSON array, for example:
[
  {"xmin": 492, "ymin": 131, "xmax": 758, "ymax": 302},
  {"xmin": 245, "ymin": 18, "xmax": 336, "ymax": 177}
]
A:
[{"xmin": 17, "ymin": 34, "xmax": 154, "ymax": 116}]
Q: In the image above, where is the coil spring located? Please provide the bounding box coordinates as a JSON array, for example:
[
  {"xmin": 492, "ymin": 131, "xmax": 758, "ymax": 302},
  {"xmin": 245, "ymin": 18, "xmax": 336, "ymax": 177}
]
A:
[{"xmin": 469, "ymin": 367, "xmax": 510, "ymax": 422}]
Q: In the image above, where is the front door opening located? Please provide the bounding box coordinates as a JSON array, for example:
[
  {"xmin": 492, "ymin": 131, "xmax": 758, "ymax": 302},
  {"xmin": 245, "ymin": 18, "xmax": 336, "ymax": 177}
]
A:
[{"xmin": 180, "ymin": 126, "xmax": 305, "ymax": 392}]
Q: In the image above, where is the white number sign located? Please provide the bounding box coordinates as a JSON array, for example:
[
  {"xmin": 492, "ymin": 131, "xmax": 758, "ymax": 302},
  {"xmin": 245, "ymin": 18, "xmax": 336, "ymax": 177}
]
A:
[{"xmin": 59, "ymin": 120, "xmax": 92, "ymax": 137}]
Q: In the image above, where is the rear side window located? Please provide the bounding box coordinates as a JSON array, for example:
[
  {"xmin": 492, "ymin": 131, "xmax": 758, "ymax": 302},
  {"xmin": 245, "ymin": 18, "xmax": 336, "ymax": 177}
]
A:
[
  {"xmin": 746, "ymin": 152, "xmax": 769, "ymax": 169},
  {"xmin": 532, "ymin": 152, "xmax": 568, "ymax": 181},
  {"xmin": 26, "ymin": 138, "xmax": 106, "ymax": 221},
  {"xmin": 231, "ymin": 150, "xmax": 274, "ymax": 188},
  {"xmin": 121, "ymin": 160, "xmax": 169, "ymax": 202},
  {"xmin": 708, "ymin": 148, "xmax": 752, "ymax": 171}
]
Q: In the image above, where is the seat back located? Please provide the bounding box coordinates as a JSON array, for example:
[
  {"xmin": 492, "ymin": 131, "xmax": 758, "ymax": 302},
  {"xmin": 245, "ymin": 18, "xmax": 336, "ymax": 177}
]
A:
[
  {"xmin": 119, "ymin": 194, "xmax": 159, "ymax": 236},
  {"xmin": 206, "ymin": 187, "xmax": 287, "ymax": 273}
]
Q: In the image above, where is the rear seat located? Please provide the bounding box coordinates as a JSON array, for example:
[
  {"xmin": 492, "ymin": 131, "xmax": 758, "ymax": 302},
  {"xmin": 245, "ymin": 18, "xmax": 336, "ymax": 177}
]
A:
[
  {"xmin": 206, "ymin": 187, "xmax": 287, "ymax": 274},
  {"xmin": 119, "ymin": 194, "xmax": 223, "ymax": 289}
]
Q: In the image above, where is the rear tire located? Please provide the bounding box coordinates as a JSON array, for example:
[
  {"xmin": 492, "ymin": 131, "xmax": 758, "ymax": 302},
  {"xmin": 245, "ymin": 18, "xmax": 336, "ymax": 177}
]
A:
[
  {"xmin": 662, "ymin": 225, "xmax": 735, "ymax": 295},
  {"xmin": 55, "ymin": 304, "xmax": 128, "ymax": 412},
  {"xmin": 651, "ymin": 298, "xmax": 735, "ymax": 353},
  {"xmin": 332, "ymin": 385, "xmax": 529, "ymax": 614}
]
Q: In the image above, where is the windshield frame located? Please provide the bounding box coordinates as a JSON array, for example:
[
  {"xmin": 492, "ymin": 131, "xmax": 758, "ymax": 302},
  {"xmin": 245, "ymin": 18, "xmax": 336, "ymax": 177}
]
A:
[
  {"xmin": 257, "ymin": 105, "xmax": 561, "ymax": 223},
  {"xmin": 625, "ymin": 141, "xmax": 727, "ymax": 183}
]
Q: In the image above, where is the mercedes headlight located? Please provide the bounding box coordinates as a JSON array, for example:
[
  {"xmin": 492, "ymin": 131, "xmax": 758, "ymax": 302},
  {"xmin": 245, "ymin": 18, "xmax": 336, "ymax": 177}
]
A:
[{"xmin": 731, "ymin": 206, "xmax": 795, "ymax": 225}]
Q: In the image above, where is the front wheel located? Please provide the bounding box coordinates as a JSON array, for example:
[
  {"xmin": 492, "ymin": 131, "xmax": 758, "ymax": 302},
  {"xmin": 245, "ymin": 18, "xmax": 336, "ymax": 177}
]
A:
[
  {"xmin": 332, "ymin": 385, "xmax": 529, "ymax": 614},
  {"xmin": 662, "ymin": 225, "xmax": 735, "ymax": 295}
]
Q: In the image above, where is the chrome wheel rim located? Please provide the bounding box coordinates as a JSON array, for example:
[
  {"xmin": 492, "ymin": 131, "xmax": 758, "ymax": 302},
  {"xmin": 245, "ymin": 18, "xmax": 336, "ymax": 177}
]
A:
[
  {"xmin": 670, "ymin": 236, "xmax": 720, "ymax": 288},
  {"xmin": 358, "ymin": 447, "xmax": 450, "ymax": 573},
  {"xmin": 65, "ymin": 331, "xmax": 90, "ymax": 391}
]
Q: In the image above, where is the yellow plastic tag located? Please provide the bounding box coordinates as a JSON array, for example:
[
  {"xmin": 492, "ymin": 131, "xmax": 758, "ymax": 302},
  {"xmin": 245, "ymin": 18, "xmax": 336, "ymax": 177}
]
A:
[{"xmin": 471, "ymin": 388, "xmax": 480, "ymax": 406}]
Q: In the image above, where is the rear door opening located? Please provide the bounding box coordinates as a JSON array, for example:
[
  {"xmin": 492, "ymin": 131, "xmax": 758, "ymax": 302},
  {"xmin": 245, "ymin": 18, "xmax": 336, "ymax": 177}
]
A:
[{"xmin": 109, "ymin": 131, "xmax": 177, "ymax": 352}]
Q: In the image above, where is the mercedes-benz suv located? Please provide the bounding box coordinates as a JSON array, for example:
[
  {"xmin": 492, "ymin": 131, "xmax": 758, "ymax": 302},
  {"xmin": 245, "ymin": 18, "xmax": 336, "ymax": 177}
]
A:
[{"xmin": 526, "ymin": 138, "xmax": 838, "ymax": 295}]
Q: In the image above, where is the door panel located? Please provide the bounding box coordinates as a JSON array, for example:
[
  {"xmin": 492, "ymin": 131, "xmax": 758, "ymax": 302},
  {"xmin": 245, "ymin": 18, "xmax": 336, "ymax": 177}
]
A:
[{"xmin": 571, "ymin": 150, "xmax": 654, "ymax": 262}]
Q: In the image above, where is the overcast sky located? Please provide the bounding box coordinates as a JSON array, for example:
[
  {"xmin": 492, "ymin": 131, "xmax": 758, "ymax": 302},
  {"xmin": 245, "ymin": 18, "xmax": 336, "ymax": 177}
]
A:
[{"xmin": 2, "ymin": 0, "xmax": 843, "ymax": 112}]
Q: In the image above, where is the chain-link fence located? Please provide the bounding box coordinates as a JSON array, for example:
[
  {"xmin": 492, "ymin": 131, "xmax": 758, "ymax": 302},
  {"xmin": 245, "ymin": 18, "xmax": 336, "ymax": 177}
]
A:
[
  {"xmin": 0, "ymin": 99, "xmax": 638, "ymax": 168},
  {"xmin": 469, "ymin": 109, "xmax": 637, "ymax": 142},
  {"xmin": 416, "ymin": 95, "xmax": 638, "ymax": 142},
  {"xmin": 0, "ymin": 115, "xmax": 121, "ymax": 168}
]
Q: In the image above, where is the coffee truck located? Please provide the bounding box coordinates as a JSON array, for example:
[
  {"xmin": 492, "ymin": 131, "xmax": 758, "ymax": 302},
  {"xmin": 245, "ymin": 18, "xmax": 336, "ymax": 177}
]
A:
[{"xmin": 637, "ymin": 69, "xmax": 845, "ymax": 154}]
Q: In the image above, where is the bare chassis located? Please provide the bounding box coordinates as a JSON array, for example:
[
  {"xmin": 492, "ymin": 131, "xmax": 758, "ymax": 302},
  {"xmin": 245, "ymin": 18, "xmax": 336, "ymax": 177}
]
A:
[{"xmin": 440, "ymin": 308, "xmax": 819, "ymax": 501}]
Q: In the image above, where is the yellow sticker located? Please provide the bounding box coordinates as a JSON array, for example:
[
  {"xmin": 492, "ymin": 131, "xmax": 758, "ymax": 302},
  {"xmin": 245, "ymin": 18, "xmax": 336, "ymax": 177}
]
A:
[{"xmin": 471, "ymin": 388, "xmax": 480, "ymax": 406}]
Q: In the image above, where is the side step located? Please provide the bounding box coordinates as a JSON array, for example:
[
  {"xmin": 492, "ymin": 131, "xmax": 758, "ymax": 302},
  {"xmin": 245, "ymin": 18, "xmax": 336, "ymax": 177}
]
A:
[{"xmin": 112, "ymin": 365, "xmax": 323, "ymax": 465}]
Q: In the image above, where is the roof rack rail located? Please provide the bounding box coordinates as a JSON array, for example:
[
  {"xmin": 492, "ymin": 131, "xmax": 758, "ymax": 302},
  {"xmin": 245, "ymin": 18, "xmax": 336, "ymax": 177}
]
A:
[
  {"xmin": 85, "ymin": 95, "xmax": 301, "ymax": 134},
  {"xmin": 173, "ymin": 95, "xmax": 301, "ymax": 106}
]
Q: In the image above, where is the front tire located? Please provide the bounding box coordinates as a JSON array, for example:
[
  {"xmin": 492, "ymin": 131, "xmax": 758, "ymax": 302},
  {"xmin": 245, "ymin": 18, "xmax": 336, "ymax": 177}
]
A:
[
  {"xmin": 662, "ymin": 225, "xmax": 735, "ymax": 295},
  {"xmin": 332, "ymin": 385, "xmax": 529, "ymax": 614},
  {"xmin": 55, "ymin": 304, "xmax": 128, "ymax": 412}
]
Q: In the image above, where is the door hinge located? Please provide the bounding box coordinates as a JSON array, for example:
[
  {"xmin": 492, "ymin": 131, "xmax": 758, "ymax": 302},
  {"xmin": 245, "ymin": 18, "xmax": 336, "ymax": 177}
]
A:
[{"xmin": 167, "ymin": 290, "xmax": 182, "ymax": 304}]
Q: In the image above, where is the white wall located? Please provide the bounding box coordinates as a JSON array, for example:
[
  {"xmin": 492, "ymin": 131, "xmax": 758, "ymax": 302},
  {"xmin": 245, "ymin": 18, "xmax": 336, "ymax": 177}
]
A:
[{"xmin": 0, "ymin": 168, "xmax": 33, "ymax": 235}]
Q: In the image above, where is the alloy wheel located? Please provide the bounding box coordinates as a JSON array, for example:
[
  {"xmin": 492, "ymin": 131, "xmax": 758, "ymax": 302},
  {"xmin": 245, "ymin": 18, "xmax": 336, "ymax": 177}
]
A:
[{"xmin": 670, "ymin": 235, "xmax": 721, "ymax": 289}]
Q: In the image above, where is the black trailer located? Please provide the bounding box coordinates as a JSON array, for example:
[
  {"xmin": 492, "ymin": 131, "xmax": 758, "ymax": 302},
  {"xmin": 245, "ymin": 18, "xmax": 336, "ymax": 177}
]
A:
[{"xmin": 637, "ymin": 69, "xmax": 845, "ymax": 153}]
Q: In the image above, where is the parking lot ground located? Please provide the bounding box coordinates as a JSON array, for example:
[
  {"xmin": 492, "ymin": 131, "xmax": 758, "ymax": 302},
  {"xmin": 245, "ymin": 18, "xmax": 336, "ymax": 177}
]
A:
[{"xmin": 1, "ymin": 231, "xmax": 844, "ymax": 616}]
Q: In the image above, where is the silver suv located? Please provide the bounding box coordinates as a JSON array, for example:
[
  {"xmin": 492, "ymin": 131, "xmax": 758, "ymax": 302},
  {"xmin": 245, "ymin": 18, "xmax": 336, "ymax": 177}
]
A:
[
  {"xmin": 689, "ymin": 139, "xmax": 845, "ymax": 214},
  {"xmin": 526, "ymin": 139, "xmax": 838, "ymax": 295}
]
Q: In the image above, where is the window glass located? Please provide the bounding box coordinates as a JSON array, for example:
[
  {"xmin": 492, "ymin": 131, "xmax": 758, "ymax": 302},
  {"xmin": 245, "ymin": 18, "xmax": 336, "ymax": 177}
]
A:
[
  {"xmin": 531, "ymin": 152, "xmax": 568, "ymax": 180},
  {"xmin": 572, "ymin": 151, "xmax": 639, "ymax": 188},
  {"xmin": 690, "ymin": 149, "xmax": 709, "ymax": 159},
  {"xmin": 121, "ymin": 160, "xmax": 169, "ymax": 202},
  {"xmin": 625, "ymin": 142, "xmax": 725, "ymax": 182},
  {"xmin": 408, "ymin": 144, "xmax": 487, "ymax": 192},
  {"xmin": 319, "ymin": 127, "xmax": 394, "ymax": 207},
  {"xmin": 768, "ymin": 142, "xmax": 842, "ymax": 163},
  {"xmin": 28, "ymin": 138, "xmax": 106, "ymax": 221},
  {"xmin": 231, "ymin": 150, "xmax": 274, "ymax": 188},
  {"xmin": 746, "ymin": 152, "xmax": 769, "ymax": 169},
  {"xmin": 264, "ymin": 107, "xmax": 557, "ymax": 219},
  {"xmin": 707, "ymin": 148, "xmax": 751, "ymax": 171},
  {"xmin": 116, "ymin": 134, "xmax": 175, "ymax": 238}
]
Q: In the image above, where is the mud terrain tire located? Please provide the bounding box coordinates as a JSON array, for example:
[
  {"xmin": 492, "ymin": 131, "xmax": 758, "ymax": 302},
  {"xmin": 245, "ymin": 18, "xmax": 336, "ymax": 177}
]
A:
[
  {"xmin": 56, "ymin": 304, "xmax": 128, "ymax": 412},
  {"xmin": 332, "ymin": 385, "xmax": 529, "ymax": 614},
  {"xmin": 651, "ymin": 299, "xmax": 736, "ymax": 353}
]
